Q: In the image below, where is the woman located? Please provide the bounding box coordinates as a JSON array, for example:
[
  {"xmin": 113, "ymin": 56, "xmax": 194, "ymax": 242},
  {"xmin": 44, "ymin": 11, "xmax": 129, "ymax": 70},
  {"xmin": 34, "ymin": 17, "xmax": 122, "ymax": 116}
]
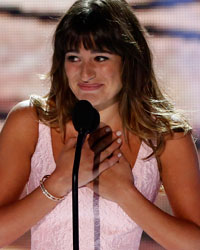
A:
[{"xmin": 0, "ymin": 0, "xmax": 200, "ymax": 249}]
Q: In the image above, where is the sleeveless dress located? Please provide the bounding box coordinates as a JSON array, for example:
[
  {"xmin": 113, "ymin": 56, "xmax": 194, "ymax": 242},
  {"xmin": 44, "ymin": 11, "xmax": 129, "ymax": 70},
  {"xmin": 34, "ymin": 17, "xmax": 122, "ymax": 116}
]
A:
[{"xmin": 27, "ymin": 123, "xmax": 161, "ymax": 250}]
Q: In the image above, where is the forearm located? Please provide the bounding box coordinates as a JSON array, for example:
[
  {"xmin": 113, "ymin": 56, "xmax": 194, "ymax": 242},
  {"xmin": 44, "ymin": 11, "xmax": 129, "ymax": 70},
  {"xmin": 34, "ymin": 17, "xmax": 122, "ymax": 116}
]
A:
[
  {"xmin": 119, "ymin": 187, "xmax": 200, "ymax": 250},
  {"xmin": 0, "ymin": 174, "xmax": 71, "ymax": 247}
]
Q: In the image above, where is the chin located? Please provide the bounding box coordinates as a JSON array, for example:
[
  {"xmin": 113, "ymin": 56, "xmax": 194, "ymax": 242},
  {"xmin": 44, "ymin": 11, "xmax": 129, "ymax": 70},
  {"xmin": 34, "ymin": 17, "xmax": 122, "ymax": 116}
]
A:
[
  {"xmin": 77, "ymin": 97, "xmax": 103, "ymax": 110},
  {"xmin": 78, "ymin": 95, "xmax": 99, "ymax": 106},
  {"xmin": 76, "ymin": 94, "xmax": 118, "ymax": 111}
]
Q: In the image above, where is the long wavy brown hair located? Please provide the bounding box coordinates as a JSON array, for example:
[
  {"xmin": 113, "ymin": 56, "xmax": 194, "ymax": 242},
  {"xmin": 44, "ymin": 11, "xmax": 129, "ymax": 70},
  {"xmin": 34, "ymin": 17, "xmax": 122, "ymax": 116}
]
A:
[{"xmin": 31, "ymin": 0, "xmax": 191, "ymax": 163}]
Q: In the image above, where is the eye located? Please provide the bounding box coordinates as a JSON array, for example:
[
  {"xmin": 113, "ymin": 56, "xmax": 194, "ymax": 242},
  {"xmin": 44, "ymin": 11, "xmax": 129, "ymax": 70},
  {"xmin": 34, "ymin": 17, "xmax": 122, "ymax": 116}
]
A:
[
  {"xmin": 95, "ymin": 56, "xmax": 109, "ymax": 62},
  {"xmin": 66, "ymin": 55, "xmax": 80, "ymax": 62}
]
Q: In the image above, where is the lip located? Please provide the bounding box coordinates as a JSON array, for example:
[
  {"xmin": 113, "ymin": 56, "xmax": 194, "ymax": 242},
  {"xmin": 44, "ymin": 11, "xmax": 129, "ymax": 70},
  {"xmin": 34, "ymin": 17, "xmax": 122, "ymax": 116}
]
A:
[{"xmin": 78, "ymin": 83, "xmax": 104, "ymax": 91}]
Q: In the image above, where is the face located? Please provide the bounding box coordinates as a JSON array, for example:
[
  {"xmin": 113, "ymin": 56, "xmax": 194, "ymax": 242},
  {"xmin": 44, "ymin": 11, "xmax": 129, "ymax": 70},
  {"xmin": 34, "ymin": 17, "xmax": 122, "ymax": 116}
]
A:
[{"xmin": 65, "ymin": 44, "xmax": 122, "ymax": 111}]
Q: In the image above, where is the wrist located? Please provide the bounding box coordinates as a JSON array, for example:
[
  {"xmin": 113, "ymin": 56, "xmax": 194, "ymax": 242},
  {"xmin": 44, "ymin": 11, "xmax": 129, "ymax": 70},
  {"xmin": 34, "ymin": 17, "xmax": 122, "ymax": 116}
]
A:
[
  {"xmin": 117, "ymin": 185, "xmax": 139, "ymax": 207},
  {"xmin": 43, "ymin": 173, "xmax": 72, "ymax": 198}
]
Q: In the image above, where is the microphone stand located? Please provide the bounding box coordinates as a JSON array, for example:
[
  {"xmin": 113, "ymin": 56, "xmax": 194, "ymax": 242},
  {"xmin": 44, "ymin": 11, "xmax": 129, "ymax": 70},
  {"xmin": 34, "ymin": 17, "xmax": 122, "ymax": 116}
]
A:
[
  {"xmin": 72, "ymin": 130, "xmax": 87, "ymax": 250},
  {"xmin": 71, "ymin": 99, "xmax": 100, "ymax": 250}
]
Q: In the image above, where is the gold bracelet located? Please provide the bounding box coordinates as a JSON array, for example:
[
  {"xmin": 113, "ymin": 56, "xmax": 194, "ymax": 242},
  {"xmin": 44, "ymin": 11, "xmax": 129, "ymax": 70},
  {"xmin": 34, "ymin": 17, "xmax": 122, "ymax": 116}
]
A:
[{"xmin": 40, "ymin": 175, "xmax": 65, "ymax": 202}]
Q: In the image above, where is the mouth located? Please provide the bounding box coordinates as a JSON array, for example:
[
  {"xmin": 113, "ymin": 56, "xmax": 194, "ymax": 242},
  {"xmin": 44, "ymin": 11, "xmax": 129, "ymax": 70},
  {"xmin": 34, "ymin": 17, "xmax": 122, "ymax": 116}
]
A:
[{"xmin": 78, "ymin": 83, "xmax": 104, "ymax": 91}]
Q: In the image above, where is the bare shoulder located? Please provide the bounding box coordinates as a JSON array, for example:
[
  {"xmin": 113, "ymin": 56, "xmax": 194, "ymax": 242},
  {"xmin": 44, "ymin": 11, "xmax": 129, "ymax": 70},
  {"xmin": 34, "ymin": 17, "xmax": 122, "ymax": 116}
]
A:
[
  {"xmin": 1, "ymin": 99, "xmax": 39, "ymax": 153},
  {"xmin": 160, "ymin": 132, "xmax": 198, "ymax": 167},
  {"xmin": 5, "ymin": 99, "xmax": 38, "ymax": 125},
  {"xmin": 160, "ymin": 132, "xmax": 200, "ymax": 226}
]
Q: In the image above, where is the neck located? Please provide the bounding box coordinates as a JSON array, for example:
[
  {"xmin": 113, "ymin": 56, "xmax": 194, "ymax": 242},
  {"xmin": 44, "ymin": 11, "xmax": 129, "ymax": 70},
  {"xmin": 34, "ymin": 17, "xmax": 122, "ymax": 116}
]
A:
[{"xmin": 97, "ymin": 102, "xmax": 122, "ymax": 130}]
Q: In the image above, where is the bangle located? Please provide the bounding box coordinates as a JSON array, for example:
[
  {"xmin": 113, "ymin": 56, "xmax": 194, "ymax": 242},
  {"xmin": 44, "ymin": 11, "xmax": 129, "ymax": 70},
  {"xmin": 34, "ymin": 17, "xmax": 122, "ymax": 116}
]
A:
[{"xmin": 40, "ymin": 175, "xmax": 66, "ymax": 202}]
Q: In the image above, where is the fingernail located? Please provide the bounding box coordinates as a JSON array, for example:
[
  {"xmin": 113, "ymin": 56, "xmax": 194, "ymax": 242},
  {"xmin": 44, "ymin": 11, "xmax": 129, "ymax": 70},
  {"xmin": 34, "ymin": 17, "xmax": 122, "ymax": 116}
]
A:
[
  {"xmin": 116, "ymin": 131, "xmax": 122, "ymax": 136},
  {"xmin": 117, "ymin": 153, "xmax": 122, "ymax": 158},
  {"xmin": 105, "ymin": 127, "xmax": 111, "ymax": 132},
  {"xmin": 117, "ymin": 138, "xmax": 122, "ymax": 144}
]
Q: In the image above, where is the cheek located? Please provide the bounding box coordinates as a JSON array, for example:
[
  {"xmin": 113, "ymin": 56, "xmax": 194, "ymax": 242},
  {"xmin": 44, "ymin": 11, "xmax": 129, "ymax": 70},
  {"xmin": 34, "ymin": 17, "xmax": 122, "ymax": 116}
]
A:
[
  {"xmin": 65, "ymin": 64, "xmax": 71, "ymax": 79},
  {"xmin": 64, "ymin": 65, "xmax": 76, "ymax": 94},
  {"xmin": 65, "ymin": 63, "xmax": 77, "ymax": 80},
  {"xmin": 107, "ymin": 60, "xmax": 122, "ymax": 83},
  {"xmin": 110, "ymin": 69, "xmax": 122, "ymax": 90},
  {"xmin": 103, "ymin": 64, "xmax": 120, "ymax": 79}
]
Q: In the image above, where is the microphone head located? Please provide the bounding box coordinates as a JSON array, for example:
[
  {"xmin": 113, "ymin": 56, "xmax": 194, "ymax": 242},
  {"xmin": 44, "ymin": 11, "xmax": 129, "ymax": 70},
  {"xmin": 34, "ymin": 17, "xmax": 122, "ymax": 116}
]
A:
[{"xmin": 72, "ymin": 100, "xmax": 100, "ymax": 134}]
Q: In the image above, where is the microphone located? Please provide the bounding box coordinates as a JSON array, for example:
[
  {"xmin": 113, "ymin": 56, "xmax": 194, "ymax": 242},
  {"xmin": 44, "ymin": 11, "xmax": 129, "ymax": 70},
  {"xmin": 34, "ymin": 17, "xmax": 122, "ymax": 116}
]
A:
[
  {"xmin": 71, "ymin": 100, "xmax": 100, "ymax": 250},
  {"xmin": 72, "ymin": 100, "xmax": 100, "ymax": 135}
]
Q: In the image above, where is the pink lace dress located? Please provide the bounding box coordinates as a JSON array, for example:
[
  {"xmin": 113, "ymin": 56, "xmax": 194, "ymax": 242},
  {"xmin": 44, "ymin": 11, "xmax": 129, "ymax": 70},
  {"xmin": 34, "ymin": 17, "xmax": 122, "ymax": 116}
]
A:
[{"xmin": 27, "ymin": 123, "xmax": 161, "ymax": 250}]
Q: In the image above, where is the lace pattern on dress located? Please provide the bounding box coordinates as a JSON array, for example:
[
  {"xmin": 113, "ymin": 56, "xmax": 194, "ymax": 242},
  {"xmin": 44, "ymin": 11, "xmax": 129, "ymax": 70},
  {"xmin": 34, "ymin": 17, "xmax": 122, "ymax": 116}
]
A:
[{"xmin": 27, "ymin": 123, "xmax": 161, "ymax": 250}]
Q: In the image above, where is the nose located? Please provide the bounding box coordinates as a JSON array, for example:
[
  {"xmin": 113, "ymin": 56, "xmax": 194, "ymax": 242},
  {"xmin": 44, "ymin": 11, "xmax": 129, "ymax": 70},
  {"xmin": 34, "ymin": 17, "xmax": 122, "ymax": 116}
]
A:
[{"xmin": 80, "ymin": 61, "xmax": 96, "ymax": 82}]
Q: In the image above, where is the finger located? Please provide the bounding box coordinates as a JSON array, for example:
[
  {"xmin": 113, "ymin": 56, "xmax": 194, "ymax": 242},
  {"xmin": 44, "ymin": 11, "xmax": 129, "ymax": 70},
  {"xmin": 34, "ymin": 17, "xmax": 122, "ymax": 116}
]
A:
[
  {"xmin": 113, "ymin": 150, "xmax": 131, "ymax": 170},
  {"xmin": 97, "ymin": 151, "xmax": 122, "ymax": 174},
  {"xmin": 113, "ymin": 149, "xmax": 129, "ymax": 164},
  {"xmin": 88, "ymin": 126, "xmax": 112, "ymax": 147},
  {"xmin": 112, "ymin": 149, "xmax": 123, "ymax": 159},
  {"xmin": 93, "ymin": 136, "xmax": 122, "ymax": 165},
  {"xmin": 92, "ymin": 129, "xmax": 122, "ymax": 154}
]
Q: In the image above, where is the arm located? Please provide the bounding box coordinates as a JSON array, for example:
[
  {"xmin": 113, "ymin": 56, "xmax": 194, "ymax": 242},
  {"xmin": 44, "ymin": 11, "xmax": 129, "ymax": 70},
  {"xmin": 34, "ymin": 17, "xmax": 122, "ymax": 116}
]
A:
[
  {"xmin": 0, "ymin": 101, "xmax": 122, "ymax": 247},
  {"xmin": 0, "ymin": 101, "xmax": 71, "ymax": 247},
  {"xmin": 118, "ymin": 133, "xmax": 200, "ymax": 250}
]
